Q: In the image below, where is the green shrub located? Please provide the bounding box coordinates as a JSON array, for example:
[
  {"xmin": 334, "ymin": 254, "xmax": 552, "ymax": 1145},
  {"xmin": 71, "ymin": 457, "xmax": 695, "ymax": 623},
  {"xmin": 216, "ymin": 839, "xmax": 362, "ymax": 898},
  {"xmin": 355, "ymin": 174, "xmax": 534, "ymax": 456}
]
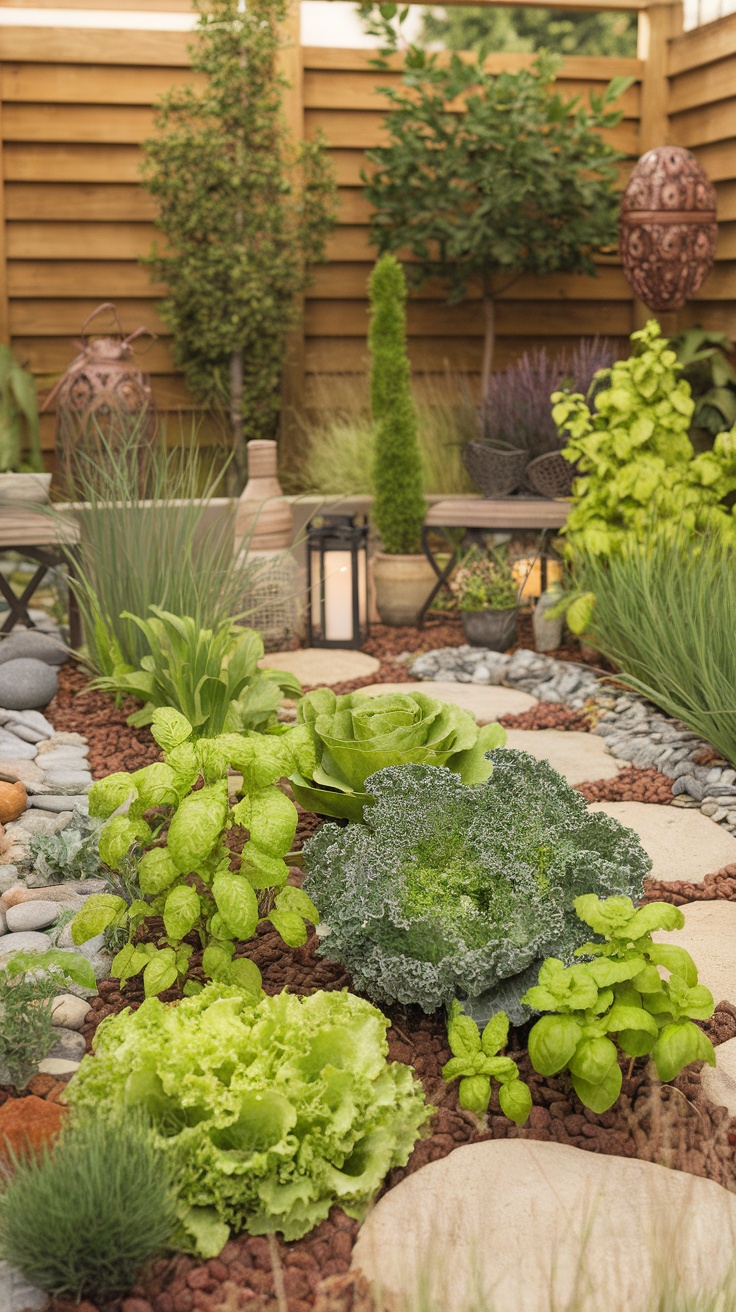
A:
[
  {"xmin": 0, "ymin": 949, "xmax": 96, "ymax": 1090},
  {"xmin": 303, "ymin": 752, "xmax": 650, "ymax": 1023},
  {"xmin": 568, "ymin": 531, "xmax": 736, "ymax": 766},
  {"xmin": 0, "ymin": 345, "xmax": 42, "ymax": 474},
  {"xmin": 288, "ymin": 687, "xmax": 506, "ymax": 822},
  {"xmin": 523, "ymin": 895, "xmax": 716, "ymax": 1113},
  {"xmin": 0, "ymin": 1110, "xmax": 177, "ymax": 1300},
  {"xmin": 89, "ymin": 608, "xmax": 301, "ymax": 737},
  {"xmin": 65, "ymin": 982, "xmax": 431, "ymax": 1254},
  {"xmin": 554, "ymin": 320, "xmax": 736, "ymax": 558},
  {"xmin": 69, "ymin": 707, "xmax": 318, "ymax": 999},
  {"xmin": 451, "ymin": 544, "xmax": 518, "ymax": 611},
  {"xmin": 369, "ymin": 255, "xmax": 426, "ymax": 554}
]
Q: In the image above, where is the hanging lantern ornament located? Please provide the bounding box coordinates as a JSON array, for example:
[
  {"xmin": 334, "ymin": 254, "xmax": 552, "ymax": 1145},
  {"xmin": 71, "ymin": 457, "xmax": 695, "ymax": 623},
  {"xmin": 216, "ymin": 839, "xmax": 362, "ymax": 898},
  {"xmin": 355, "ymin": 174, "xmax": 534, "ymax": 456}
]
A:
[
  {"xmin": 43, "ymin": 302, "xmax": 154, "ymax": 492},
  {"xmin": 619, "ymin": 146, "xmax": 717, "ymax": 312}
]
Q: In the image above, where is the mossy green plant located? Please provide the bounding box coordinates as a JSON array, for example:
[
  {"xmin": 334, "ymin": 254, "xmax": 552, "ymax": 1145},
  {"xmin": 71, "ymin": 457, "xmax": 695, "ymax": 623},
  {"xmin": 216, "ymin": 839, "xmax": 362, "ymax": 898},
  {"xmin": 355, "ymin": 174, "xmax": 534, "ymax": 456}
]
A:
[{"xmin": 369, "ymin": 254, "xmax": 426, "ymax": 554}]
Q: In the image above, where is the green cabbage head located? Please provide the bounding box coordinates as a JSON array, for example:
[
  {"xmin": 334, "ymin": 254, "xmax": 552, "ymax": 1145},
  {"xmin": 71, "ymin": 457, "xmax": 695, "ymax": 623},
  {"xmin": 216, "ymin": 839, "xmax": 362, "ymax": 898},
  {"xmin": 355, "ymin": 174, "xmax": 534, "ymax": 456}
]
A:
[
  {"xmin": 65, "ymin": 983, "xmax": 431, "ymax": 1255},
  {"xmin": 288, "ymin": 686, "xmax": 506, "ymax": 821},
  {"xmin": 303, "ymin": 751, "xmax": 651, "ymax": 1025}
]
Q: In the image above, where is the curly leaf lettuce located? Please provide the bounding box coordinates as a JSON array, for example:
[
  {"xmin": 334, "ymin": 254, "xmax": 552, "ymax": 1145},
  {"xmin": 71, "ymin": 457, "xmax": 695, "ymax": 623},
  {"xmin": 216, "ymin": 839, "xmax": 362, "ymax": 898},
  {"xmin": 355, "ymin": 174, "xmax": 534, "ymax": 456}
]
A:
[
  {"xmin": 289, "ymin": 687, "xmax": 507, "ymax": 821},
  {"xmin": 303, "ymin": 751, "xmax": 651, "ymax": 1024},
  {"xmin": 65, "ymin": 983, "xmax": 431, "ymax": 1252}
]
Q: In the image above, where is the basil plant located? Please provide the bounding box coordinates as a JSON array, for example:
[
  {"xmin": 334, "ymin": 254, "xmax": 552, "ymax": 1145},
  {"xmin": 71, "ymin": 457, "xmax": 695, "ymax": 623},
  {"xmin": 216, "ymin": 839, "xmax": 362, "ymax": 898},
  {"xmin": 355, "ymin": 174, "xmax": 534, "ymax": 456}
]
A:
[{"xmin": 71, "ymin": 707, "xmax": 318, "ymax": 999}]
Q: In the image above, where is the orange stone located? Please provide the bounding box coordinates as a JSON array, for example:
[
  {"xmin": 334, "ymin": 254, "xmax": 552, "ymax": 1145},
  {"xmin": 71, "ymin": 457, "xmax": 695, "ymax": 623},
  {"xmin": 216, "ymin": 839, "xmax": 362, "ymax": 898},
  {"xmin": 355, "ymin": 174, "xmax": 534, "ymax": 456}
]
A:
[
  {"xmin": 0, "ymin": 1093, "xmax": 67, "ymax": 1165},
  {"xmin": 0, "ymin": 780, "xmax": 27, "ymax": 825}
]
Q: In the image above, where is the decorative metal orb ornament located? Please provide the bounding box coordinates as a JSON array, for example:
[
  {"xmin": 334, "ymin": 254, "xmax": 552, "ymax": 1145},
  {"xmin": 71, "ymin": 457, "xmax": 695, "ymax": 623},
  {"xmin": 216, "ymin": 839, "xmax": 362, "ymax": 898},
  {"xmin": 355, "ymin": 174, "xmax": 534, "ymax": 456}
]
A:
[{"xmin": 619, "ymin": 146, "xmax": 717, "ymax": 312}]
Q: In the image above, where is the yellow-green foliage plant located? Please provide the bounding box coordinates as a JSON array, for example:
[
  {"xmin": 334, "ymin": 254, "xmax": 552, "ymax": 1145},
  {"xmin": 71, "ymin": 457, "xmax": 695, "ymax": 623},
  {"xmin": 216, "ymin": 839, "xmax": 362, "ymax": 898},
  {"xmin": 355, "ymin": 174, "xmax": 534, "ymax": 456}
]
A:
[{"xmin": 553, "ymin": 320, "xmax": 736, "ymax": 558}]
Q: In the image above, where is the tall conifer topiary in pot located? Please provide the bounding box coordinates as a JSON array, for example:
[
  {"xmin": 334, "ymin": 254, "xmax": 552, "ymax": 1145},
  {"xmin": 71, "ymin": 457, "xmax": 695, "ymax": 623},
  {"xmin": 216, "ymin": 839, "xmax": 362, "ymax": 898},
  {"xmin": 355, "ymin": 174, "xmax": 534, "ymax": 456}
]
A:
[{"xmin": 369, "ymin": 254, "xmax": 433, "ymax": 625}]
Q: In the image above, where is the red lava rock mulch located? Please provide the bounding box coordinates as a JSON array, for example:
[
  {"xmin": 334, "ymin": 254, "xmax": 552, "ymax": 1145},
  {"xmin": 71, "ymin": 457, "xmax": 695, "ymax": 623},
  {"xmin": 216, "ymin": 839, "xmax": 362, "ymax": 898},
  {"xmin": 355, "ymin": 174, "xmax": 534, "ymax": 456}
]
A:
[
  {"xmin": 576, "ymin": 767, "xmax": 674, "ymax": 806},
  {"xmin": 644, "ymin": 861, "xmax": 736, "ymax": 907},
  {"xmin": 498, "ymin": 703, "xmax": 593, "ymax": 732},
  {"xmin": 46, "ymin": 664, "xmax": 162, "ymax": 778}
]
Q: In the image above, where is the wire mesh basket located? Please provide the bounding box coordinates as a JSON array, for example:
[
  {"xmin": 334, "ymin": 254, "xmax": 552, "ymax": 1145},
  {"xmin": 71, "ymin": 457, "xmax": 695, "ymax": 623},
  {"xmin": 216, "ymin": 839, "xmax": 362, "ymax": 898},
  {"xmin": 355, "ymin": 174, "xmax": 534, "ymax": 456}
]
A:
[
  {"xmin": 461, "ymin": 443, "xmax": 528, "ymax": 498},
  {"xmin": 525, "ymin": 451, "xmax": 577, "ymax": 500},
  {"xmin": 235, "ymin": 549, "xmax": 303, "ymax": 652}
]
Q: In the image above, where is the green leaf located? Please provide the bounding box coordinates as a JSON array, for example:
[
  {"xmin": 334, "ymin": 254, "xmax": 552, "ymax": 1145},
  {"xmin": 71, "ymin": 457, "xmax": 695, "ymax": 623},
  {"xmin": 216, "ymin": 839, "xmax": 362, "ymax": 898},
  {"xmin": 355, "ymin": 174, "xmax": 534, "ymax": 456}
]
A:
[
  {"xmin": 274, "ymin": 885, "xmax": 319, "ymax": 924},
  {"xmin": 568, "ymin": 1037, "xmax": 622, "ymax": 1113},
  {"xmin": 71, "ymin": 893, "xmax": 127, "ymax": 945},
  {"xmin": 442, "ymin": 1056, "xmax": 471, "ymax": 1082},
  {"xmin": 604, "ymin": 1004, "xmax": 658, "ymax": 1037},
  {"xmin": 88, "ymin": 772, "xmax": 138, "ymax": 820},
  {"xmin": 624, "ymin": 902, "xmax": 685, "ymax": 939},
  {"xmin": 212, "ymin": 871, "xmax": 259, "ymax": 940},
  {"xmin": 138, "ymin": 846, "xmax": 180, "ymax": 895},
  {"xmin": 587, "ymin": 956, "xmax": 646, "ymax": 987},
  {"xmin": 163, "ymin": 884, "xmax": 201, "ymax": 940},
  {"xmin": 498, "ymin": 1078, "xmax": 532, "ymax": 1127},
  {"xmin": 150, "ymin": 706, "xmax": 193, "ymax": 753},
  {"xmin": 99, "ymin": 816, "xmax": 144, "ymax": 869},
  {"xmin": 143, "ymin": 951, "xmax": 178, "ymax": 998},
  {"xmin": 111, "ymin": 942, "xmax": 151, "ymax": 987},
  {"xmin": 130, "ymin": 762, "xmax": 179, "ymax": 809},
  {"xmin": 202, "ymin": 941, "xmax": 235, "ymax": 978},
  {"xmin": 268, "ymin": 908, "xmax": 308, "ymax": 948},
  {"xmin": 458, "ymin": 1074, "xmax": 491, "ymax": 1115},
  {"xmin": 447, "ymin": 1000, "xmax": 481, "ymax": 1059},
  {"xmin": 37, "ymin": 948, "xmax": 96, "ymax": 990},
  {"xmin": 246, "ymin": 787, "xmax": 298, "ymax": 856},
  {"xmin": 645, "ymin": 943, "xmax": 697, "ymax": 986},
  {"xmin": 652, "ymin": 1020, "xmax": 715, "ymax": 1082},
  {"xmin": 240, "ymin": 844, "xmax": 289, "ymax": 890},
  {"xmin": 528, "ymin": 1014, "xmax": 582, "ymax": 1076},
  {"xmin": 167, "ymin": 782, "xmax": 228, "ymax": 873},
  {"xmin": 480, "ymin": 1009, "xmax": 509, "ymax": 1057},
  {"xmin": 218, "ymin": 957, "xmax": 262, "ymax": 995}
]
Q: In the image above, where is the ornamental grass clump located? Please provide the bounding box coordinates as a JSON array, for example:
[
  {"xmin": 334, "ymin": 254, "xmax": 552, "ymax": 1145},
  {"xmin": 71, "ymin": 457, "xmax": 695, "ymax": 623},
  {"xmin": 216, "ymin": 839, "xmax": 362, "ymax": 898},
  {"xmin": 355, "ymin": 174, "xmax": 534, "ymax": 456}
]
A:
[
  {"xmin": 0, "ymin": 1110, "xmax": 178, "ymax": 1301},
  {"xmin": 65, "ymin": 982, "xmax": 431, "ymax": 1256},
  {"xmin": 303, "ymin": 751, "xmax": 650, "ymax": 1024},
  {"xmin": 288, "ymin": 686, "xmax": 506, "ymax": 822}
]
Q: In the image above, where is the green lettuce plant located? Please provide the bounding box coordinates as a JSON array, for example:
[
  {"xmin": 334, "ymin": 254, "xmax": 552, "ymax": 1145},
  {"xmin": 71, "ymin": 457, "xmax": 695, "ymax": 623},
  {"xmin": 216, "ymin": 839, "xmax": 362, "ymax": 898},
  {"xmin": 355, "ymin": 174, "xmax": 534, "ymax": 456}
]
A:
[
  {"xmin": 442, "ymin": 1001, "xmax": 531, "ymax": 1124},
  {"xmin": 69, "ymin": 707, "xmax": 318, "ymax": 998},
  {"xmin": 288, "ymin": 687, "xmax": 506, "ymax": 822},
  {"xmin": 523, "ymin": 894, "xmax": 716, "ymax": 1114},
  {"xmin": 90, "ymin": 609, "xmax": 301, "ymax": 737},
  {"xmin": 303, "ymin": 752, "xmax": 650, "ymax": 1023},
  {"xmin": 553, "ymin": 320, "xmax": 736, "ymax": 558},
  {"xmin": 65, "ymin": 981, "xmax": 432, "ymax": 1254}
]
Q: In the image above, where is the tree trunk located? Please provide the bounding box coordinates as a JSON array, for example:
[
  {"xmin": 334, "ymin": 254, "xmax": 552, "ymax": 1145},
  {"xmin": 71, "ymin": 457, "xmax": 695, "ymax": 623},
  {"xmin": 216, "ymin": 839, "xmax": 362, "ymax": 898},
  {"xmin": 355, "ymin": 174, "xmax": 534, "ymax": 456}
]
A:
[
  {"xmin": 481, "ymin": 294, "xmax": 496, "ymax": 399},
  {"xmin": 228, "ymin": 348, "xmax": 247, "ymax": 496}
]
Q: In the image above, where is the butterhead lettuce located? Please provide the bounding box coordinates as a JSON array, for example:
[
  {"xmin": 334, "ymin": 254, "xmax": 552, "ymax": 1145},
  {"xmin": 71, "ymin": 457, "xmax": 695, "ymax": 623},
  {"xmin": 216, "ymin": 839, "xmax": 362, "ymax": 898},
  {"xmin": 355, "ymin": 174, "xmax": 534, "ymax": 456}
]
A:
[
  {"xmin": 65, "ymin": 983, "xmax": 431, "ymax": 1254},
  {"xmin": 289, "ymin": 687, "xmax": 506, "ymax": 821}
]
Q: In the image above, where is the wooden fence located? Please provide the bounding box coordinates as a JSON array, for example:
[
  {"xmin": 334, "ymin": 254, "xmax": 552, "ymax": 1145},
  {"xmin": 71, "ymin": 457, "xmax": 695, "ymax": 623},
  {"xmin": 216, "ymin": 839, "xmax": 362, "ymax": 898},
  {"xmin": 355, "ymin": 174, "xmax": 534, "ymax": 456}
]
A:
[{"xmin": 0, "ymin": 2, "xmax": 733, "ymax": 460}]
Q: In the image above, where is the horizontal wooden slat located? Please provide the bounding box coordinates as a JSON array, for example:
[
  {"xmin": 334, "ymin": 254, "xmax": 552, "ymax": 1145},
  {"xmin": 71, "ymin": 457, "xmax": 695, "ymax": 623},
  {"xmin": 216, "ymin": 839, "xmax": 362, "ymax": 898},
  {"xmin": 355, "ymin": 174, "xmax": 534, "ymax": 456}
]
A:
[
  {"xmin": 715, "ymin": 223, "xmax": 736, "ymax": 260},
  {"xmin": 5, "ymin": 183, "xmax": 158, "ymax": 221},
  {"xmin": 0, "ymin": 64, "xmax": 202, "ymax": 105},
  {"xmin": 306, "ymin": 300, "xmax": 634, "ymax": 338},
  {"xmin": 307, "ymin": 108, "xmax": 639, "ymax": 154},
  {"xmin": 668, "ymin": 54, "xmax": 736, "ymax": 115},
  {"xmin": 670, "ymin": 99, "xmax": 736, "ymax": 150},
  {"xmin": 8, "ymin": 260, "xmax": 165, "ymax": 296},
  {"xmin": 678, "ymin": 302, "xmax": 736, "ymax": 337},
  {"xmin": 3, "ymin": 143, "xmax": 143, "ymax": 182},
  {"xmin": 715, "ymin": 181, "xmax": 736, "ymax": 222},
  {"xmin": 688, "ymin": 140, "xmax": 736, "ymax": 184},
  {"xmin": 2, "ymin": 104, "xmax": 156, "ymax": 144},
  {"xmin": 691, "ymin": 261, "xmax": 736, "ymax": 299},
  {"xmin": 0, "ymin": 28, "xmax": 193, "ymax": 67},
  {"xmin": 9, "ymin": 298, "xmax": 170, "ymax": 335},
  {"xmin": 667, "ymin": 12, "xmax": 736, "ymax": 77},
  {"xmin": 303, "ymin": 49, "xmax": 643, "ymax": 75},
  {"xmin": 310, "ymin": 264, "xmax": 631, "ymax": 301},
  {"xmin": 6, "ymin": 221, "xmax": 159, "ymax": 259},
  {"xmin": 13, "ymin": 336, "xmax": 176, "ymax": 374}
]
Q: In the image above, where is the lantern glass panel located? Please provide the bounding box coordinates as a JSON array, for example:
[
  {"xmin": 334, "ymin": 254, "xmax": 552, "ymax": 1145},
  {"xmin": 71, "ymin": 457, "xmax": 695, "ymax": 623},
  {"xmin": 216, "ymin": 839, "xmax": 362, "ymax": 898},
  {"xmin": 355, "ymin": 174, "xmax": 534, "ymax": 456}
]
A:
[{"xmin": 307, "ymin": 517, "xmax": 369, "ymax": 648}]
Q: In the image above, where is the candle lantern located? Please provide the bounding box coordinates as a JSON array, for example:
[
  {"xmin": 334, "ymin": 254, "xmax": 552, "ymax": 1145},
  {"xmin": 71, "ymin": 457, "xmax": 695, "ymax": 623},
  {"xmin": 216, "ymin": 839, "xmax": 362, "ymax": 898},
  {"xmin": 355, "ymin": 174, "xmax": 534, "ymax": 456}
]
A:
[
  {"xmin": 620, "ymin": 147, "xmax": 717, "ymax": 312},
  {"xmin": 307, "ymin": 515, "xmax": 369, "ymax": 649}
]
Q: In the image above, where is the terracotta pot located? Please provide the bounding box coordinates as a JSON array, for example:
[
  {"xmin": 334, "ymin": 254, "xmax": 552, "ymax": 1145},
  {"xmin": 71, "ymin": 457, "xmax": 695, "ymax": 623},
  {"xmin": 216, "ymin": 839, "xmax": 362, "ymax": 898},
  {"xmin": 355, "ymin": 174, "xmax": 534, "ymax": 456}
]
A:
[
  {"xmin": 372, "ymin": 552, "xmax": 435, "ymax": 626},
  {"xmin": 235, "ymin": 439, "xmax": 293, "ymax": 553}
]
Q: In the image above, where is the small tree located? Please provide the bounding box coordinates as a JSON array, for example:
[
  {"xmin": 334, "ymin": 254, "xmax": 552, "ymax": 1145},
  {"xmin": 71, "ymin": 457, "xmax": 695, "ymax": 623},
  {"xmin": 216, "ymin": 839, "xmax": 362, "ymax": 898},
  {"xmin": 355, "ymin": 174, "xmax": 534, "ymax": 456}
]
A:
[
  {"xmin": 360, "ymin": 10, "xmax": 630, "ymax": 393},
  {"xmin": 369, "ymin": 255, "xmax": 425, "ymax": 555},
  {"xmin": 141, "ymin": 0, "xmax": 337, "ymax": 489}
]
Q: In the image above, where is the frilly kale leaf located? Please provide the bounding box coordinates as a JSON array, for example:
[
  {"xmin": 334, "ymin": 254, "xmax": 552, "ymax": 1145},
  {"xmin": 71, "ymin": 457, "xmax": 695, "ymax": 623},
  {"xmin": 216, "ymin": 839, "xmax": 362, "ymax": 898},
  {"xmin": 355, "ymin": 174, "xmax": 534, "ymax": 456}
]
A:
[{"xmin": 303, "ymin": 750, "xmax": 651, "ymax": 1025}]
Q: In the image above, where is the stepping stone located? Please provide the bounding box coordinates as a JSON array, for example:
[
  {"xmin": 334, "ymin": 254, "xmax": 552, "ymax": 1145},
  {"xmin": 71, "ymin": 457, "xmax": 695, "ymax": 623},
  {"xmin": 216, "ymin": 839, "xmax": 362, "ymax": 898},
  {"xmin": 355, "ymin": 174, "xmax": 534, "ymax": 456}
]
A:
[
  {"xmin": 503, "ymin": 729, "xmax": 626, "ymax": 785},
  {"xmin": 0, "ymin": 930, "xmax": 50, "ymax": 960},
  {"xmin": 588, "ymin": 802, "xmax": 736, "ymax": 885},
  {"xmin": 351, "ymin": 1140, "xmax": 736, "ymax": 1312},
  {"xmin": 653, "ymin": 901, "xmax": 736, "ymax": 1007},
  {"xmin": 5, "ymin": 899, "xmax": 60, "ymax": 932},
  {"xmin": 358, "ymin": 680, "xmax": 536, "ymax": 720},
  {"xmin": 0, "ymin": 730, "xmax": 37, "ymax": 762},
  {"xmin": 0, "ymin": 658, "xmax": 58, "ymax": 711},
  {"xmin": 700, "ymin": 1035, "xmax": 736, "ymax": 1115},
  {"xmin": 260, "ymin": 648, "xmax": 380, "ymax": 687},
  {"xmin": 28, "ymin": 794, "xmax": 88, "ymax": 813}
]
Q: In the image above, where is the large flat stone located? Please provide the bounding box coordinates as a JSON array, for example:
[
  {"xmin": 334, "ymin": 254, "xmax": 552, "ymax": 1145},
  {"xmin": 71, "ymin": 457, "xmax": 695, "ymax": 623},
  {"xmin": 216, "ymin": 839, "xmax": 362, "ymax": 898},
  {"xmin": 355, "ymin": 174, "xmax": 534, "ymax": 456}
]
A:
[
  {"xmin": 503, "ymin": 729, "xmax": 625, "ymax": 785},
  {"xmin": 653, "ymin": 901, "xmax": 736, "ymax": 1007},
  {"xmin": 0, "ymin": 930, "xmax": 50, "ymax": 961},
  {"xmin": 588, "ymin": 801, "xmax": 736, "ymax": 885},
  {"xmin": 701, "ymin": 1035, "xmax": 736, "ymax": 1115},
  {"xmin": 351, "ymin": 1140, "xmax": 736, "ymax": 1312},
  {"xmin": 357, "ymin": 680, "xmax": 537, "ymax": 720},
  {"xmin": 260, "ymin": 648, "xmax": 380, "ymax": 687}
]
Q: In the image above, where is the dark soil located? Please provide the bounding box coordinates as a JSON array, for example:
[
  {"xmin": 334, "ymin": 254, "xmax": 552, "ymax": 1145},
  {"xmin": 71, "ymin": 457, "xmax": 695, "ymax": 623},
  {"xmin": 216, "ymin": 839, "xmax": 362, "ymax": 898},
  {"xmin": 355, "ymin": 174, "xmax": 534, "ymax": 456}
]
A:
[{"xmin": 47, "ymin": 665, "xmax": 162, "ymax": 778}]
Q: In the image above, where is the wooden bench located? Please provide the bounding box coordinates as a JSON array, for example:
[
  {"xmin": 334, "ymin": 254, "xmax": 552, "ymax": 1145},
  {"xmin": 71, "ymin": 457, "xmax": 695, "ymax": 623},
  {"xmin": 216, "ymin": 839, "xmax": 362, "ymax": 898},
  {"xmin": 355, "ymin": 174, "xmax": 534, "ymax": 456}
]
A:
[
  {"xmin": 0, "ymin": 506, "xmax": 80, "ymax": 642},
  {"xmin": 420, "ymin": 496, "xmax": 571, "ymax": 625}
]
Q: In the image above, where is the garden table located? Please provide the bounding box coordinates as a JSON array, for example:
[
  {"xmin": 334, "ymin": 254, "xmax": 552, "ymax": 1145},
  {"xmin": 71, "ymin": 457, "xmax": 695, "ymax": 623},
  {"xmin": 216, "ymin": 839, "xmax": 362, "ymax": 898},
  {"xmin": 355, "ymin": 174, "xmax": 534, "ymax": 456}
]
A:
[
  {"xmin": 0, "ymin": 506, "xmax": 81, "ymax": 643},
  {"xmin": 419, "ymin": 496, "xmax": 570, "ymax": 625}
]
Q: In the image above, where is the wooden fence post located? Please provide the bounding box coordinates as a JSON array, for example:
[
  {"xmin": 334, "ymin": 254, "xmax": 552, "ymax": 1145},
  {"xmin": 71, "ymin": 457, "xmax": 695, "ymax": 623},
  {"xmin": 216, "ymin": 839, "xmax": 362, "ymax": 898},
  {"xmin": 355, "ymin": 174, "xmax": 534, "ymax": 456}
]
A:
[
  {"xmin": 0, "ymin": 84, "xmax": 9, "ymax": 347},
  {"xmin": 278, "ymin": 0, "xmax": 305, "ymax": 463},
  {"xmin": 633, "ymin": 0, "xmax": 683, "ymax": 329}
]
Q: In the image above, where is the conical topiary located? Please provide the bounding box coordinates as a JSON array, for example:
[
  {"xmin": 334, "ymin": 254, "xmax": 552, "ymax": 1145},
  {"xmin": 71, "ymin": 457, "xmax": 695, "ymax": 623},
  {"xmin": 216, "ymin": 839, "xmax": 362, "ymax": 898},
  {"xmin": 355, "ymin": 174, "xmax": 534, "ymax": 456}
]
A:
[{"xmin": 369, "ymin": 254, "xmax": 426, "ymax": 555}]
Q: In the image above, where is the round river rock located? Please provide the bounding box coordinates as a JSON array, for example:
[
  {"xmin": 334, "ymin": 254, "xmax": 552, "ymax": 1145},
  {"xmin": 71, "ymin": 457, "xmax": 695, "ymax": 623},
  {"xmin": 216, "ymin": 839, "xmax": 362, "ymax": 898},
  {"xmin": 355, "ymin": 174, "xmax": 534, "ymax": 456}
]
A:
[{"xmin": 0, "ymin": 659, "xmax": 58, "ymax": 711}]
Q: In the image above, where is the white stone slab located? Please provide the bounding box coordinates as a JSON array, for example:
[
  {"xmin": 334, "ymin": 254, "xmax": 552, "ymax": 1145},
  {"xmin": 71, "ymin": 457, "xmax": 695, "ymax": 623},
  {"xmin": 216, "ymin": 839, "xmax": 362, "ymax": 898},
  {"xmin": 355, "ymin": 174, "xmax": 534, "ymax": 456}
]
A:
[
  {"xmin": 701, "ymin": 1035, "xmax": 736, "ymax": 1115},
  {"xmin": 357, "ymin": 680, "xmax": 536, "ymax": 720},
  {"xmin": 653, "ymin": 901, "xmax": 736, "ymax": 1007},
  {"xmin": 260, "ymin": 648, "xmax": 380, "ymax": 687},
  {"xmin": 503, "ymin": 728, "xmax": 625, "ymax": 784},
  {"xmin": 352, "ymin": 1140, "xmax": 736, "ymax": 1312},
  {"xmin": 589, "ymin": 801, "xmax": 736, "ymax": 885}
]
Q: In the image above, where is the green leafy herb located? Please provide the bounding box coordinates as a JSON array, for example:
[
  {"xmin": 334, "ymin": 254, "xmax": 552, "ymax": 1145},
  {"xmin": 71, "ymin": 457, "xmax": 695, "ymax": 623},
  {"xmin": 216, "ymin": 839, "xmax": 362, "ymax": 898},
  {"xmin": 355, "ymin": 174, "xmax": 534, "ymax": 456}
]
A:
[
  {"xmin": 442, "ymin": 1001, "xmax": 531, "ymax": 1124},
  {"xmin": 303, "ymin": 752, "xmax": 650, "ymax": 1023},
  {"xmin": 29, "ymin": 809, "xmax": 105, "ymax": 884}
]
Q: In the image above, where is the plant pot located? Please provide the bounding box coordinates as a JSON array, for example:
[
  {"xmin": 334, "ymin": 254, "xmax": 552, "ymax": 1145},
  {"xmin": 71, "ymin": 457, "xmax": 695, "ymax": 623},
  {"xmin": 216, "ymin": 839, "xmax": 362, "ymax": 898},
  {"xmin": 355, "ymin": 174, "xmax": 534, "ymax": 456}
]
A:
[
  {"xmin": 461, "ymin": 444, "xmax": 528, "ymax": 498},
  {"xmin": 462, "ymin": 607, "xmax": 518, "ymax": 650},
  {"xmin": 526, "ymin": 451, "xmax": 577, "ymax": 500},
  {"xmin": 372, "ymin": 552, "xmax": 435, "ymax": 626},
  {"xmin": 0, "ymin": 472, "xmax": 52, "ymax": 504}
]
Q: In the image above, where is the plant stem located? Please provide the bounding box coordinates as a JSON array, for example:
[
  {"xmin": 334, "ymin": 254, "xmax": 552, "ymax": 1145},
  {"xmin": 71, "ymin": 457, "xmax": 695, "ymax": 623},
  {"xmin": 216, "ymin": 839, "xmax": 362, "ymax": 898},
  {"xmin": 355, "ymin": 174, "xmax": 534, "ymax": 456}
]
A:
[
  {"xmin": 229, "ymin": 349, "xmax": 246, "ymax": 495},
  {"xmin": 267, "ymin": 1233, "xmax": 288, "ymax": 1312},
  {"xmin": 481, "ymin": 294, "xmax": 496, "ymax": 398}
]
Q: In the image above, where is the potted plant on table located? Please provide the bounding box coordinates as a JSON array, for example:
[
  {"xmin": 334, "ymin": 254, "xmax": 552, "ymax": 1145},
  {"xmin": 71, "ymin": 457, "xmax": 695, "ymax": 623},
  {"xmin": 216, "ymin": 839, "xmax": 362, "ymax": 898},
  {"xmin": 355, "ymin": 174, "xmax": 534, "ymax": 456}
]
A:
[
  {"xmin": 0, "ymin": 345, "xmax": 49, "ymax": 503},
  {"xmin": 370, "ymin": 254, "xmax": 434, "ymax": 625},
  {"xmin": 451, "ymin": 544, "xmax": 520, "ymax": 649}
]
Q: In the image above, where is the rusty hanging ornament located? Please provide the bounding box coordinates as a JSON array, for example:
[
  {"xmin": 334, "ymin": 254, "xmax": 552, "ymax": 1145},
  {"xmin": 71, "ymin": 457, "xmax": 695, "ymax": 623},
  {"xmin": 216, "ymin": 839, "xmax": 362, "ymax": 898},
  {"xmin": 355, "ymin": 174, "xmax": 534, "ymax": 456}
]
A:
[
  {"xmin": 619, "ymin": 146, "xmax": 717, "ymax": 312},
  {"xmin": 43, "ymin": 303, "xmax": 155, "ymax": 492}
]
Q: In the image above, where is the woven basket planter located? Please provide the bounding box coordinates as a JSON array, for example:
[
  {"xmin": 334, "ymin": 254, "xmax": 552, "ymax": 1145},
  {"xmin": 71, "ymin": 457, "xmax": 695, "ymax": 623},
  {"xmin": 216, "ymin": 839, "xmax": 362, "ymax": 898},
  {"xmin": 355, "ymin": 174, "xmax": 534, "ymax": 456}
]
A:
[
  {"xmin": 462, "ymin": 443, "xmax": 528, "ymax": 498},
  {"xmin": 526, "ymin": 451, "xmax": 577, "ymax": 500}
]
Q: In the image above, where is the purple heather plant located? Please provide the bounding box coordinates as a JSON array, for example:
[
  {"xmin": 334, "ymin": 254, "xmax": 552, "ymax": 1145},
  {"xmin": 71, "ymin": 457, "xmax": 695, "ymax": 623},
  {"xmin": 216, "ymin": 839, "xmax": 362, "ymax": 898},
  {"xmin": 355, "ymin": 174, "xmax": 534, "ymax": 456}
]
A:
[{"xmin": 480, "ymin": 337, "xmax": 617, "ymax": 458}]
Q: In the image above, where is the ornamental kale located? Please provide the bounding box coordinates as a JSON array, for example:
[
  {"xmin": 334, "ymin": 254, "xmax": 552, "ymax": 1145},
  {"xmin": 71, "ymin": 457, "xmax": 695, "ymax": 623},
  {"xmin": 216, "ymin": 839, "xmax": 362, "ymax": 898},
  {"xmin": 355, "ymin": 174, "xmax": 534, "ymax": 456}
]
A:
[
  {"xmin": 70, "ymin": 707, "xmax": 318, "ymax": 999},
  {"xmin": 65, "ymin": 983, "xmax": 431, "ymax": 1254},
  {"xmin": 524, "ymin": 895, "xmax": 716, "ymax": 1113},
  {"xmin": 303, "ymin": 751, "xmax": 650, "ymax": 1024},
  {"xmin": 288, "ymin": 687, "xmax": 506, "ymax": 822}
]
